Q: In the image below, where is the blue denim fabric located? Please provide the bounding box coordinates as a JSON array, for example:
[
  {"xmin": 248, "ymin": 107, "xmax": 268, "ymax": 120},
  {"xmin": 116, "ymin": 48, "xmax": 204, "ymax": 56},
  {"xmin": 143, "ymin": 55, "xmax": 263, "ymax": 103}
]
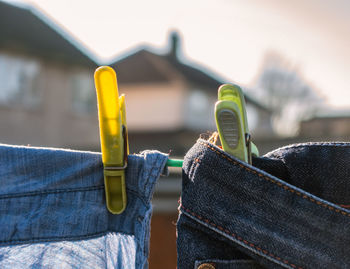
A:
[
  {"xmin": 0, "ymin": 144, "xmax": 168, "ymax": 269},
  {"xmin": 177, "ymin": 139, "xmax": 350, "ymax": 269}
]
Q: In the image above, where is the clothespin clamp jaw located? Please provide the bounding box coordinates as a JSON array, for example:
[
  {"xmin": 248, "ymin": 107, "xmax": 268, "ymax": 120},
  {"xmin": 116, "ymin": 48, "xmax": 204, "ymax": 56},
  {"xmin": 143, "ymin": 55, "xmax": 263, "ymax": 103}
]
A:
[
  {"xmin": 215, "ymin": 84, "xmax": 259, "ymax": 164},
  {"xmin": 94, "ymin": 66, "xmax": 128, "ymax": 214}
]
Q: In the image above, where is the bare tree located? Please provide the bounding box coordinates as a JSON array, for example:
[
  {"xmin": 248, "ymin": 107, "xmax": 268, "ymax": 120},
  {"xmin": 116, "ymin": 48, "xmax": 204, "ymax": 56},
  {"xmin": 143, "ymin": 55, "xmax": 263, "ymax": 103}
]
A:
[{"xmin": 255, "ymin": 52, "xmax": 323, "ymax": 136}]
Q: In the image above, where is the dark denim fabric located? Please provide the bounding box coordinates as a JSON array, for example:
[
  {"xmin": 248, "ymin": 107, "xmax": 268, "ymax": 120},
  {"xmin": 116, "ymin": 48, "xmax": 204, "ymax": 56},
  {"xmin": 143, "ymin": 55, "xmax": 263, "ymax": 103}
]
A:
[
  {"xmin": 0, "ymin": 144, "xmax": 168, "ymax": 269},
  {"xmin": 177, "ymin": 139, "xmax": 350, "ymax": 269}
]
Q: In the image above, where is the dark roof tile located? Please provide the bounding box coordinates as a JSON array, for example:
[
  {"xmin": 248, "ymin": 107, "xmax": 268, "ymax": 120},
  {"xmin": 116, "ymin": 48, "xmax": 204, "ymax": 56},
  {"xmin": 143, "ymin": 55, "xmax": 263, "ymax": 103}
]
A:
[{"xmin": 112, "ymin": 50, "xmax": 170, "ymax": 84}]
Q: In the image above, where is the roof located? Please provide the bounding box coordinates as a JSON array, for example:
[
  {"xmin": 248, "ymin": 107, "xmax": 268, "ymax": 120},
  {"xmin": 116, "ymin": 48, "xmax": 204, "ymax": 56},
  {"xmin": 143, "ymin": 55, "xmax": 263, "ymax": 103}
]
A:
[
  {"xmin": 0, "ymin": 1, "xmax": 97, "ymax": 66},
  {"xmin": 111, "ymin": 47, "xmax": 222, "ymax": 89},
  {"xmin": 113, "ymin": 49, "xmax": 171, "ymax": 84},
  {"xmin": 110, "ymin": 38, "xmax": 269, "ymax": 111},
  {"xmin": 165, "ymin": 53, "xmax": 222, "ymax": 89}
]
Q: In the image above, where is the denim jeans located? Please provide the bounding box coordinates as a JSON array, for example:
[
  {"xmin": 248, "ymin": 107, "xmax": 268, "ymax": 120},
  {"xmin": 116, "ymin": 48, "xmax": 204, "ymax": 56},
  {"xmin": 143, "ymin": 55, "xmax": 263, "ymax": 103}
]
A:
[
  {"xmin": 0, "ymin": 144, "xmax": 168, "ymax": 269},
  {"xmin": 177, "ymin": 139, "xmax": 350, "ymax": 269}
]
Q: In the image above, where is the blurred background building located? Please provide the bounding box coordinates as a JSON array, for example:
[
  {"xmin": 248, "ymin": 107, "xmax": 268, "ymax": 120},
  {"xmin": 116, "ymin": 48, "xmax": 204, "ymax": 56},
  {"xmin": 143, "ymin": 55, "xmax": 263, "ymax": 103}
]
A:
[
  {"xmin": 112, "ymin": 32, "xmax": 274, "ymax": 156},
  {"xmin": 1, "ymin": 0, "xmax": 349, "ymax": 268},
  {"xmin": 0, "ymin": 1, "xmax": 98, "ymax": 149}
]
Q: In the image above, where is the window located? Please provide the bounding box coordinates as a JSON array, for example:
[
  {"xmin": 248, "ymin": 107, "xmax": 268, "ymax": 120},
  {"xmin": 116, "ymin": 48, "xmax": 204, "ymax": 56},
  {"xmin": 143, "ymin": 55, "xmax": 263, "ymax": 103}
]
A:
[
  {"xmin": 0, "ymin": 54, "xmax": 41, "ymax": 107},
  {"xmin": 70, "ymin": 72, "xmax": 96, "ymax": 114},
  {"xmin": 188, "ymin": 90, "xmax": 210, "ymax": 115},
  {"xmin": 185, "ymin": 89, "xmax": 216, "ymax": 130}
]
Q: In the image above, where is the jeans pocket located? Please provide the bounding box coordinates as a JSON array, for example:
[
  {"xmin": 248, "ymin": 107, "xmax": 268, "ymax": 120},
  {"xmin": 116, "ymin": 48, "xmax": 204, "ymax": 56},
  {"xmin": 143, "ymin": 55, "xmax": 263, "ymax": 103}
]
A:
[{"xmin": 195, "ymin": 259, "xmax": 264, "ymax": 269}]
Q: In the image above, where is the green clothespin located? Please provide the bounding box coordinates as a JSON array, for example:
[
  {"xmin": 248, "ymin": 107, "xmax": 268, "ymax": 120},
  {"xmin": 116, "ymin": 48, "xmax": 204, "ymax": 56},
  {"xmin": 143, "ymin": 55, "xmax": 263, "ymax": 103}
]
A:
[
  {"xmin": 215, "ymin": 84, "xmax": 259, "ymax": 164},
  {"xmin": 94, "ymin": 66, "xmax": 128, "ymax": 214},
  {"xmin": 167, "ymin": 84, "xmax": 259, "ymax": 167}
]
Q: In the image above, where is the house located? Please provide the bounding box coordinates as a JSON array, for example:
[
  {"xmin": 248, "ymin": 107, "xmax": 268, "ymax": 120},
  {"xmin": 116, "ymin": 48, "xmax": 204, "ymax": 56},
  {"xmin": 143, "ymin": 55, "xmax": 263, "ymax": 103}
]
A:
[
  {"xmin": 299, "ymin": 113, "xmax": 350, "ymax": 138},
  {"xmin": 0, "ymin": 0, "xmax": 99, "ymax": 149},
  {"xmin": 110, "ymin": 32, "xmax": 273, "ymax": 156}
]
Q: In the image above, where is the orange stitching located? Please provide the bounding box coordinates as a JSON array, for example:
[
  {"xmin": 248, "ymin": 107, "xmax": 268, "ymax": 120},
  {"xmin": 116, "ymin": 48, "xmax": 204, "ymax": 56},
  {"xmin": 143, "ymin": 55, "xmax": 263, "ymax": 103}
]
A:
[
  {"xmin": 181, "ymin": 205, "xmax": 303, "ymax": 269},
  {"xmin": 198, "ymin": 141, "xmax": 350, "ymax": 218}
]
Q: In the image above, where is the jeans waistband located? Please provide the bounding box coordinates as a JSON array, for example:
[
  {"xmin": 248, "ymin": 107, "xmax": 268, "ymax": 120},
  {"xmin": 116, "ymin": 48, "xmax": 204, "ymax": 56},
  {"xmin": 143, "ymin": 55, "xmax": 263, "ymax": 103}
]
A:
[{"xmin": 179, "ymin": 139, "xmax": 350, "ymax": 268}]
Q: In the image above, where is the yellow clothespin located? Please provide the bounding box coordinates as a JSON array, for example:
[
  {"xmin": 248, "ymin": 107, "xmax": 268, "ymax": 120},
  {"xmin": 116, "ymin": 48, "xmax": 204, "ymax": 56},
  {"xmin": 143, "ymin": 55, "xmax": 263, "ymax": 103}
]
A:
[{"xmin": 94, "ymin": 66, "xmax": 128, "ymax": 214}]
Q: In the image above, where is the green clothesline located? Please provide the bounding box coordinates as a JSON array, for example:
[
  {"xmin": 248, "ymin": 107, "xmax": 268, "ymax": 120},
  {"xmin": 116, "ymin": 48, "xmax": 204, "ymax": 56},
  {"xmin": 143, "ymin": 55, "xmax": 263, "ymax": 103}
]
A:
[{"xmin": 166, "ymin": 158, "xmax": 183, "ymax": 167}]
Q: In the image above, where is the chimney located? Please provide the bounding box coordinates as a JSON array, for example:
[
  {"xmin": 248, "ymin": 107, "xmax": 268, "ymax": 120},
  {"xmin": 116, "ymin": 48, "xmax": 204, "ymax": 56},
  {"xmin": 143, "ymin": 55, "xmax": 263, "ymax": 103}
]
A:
[{"xmin": 169, "ymin": 31, "xmax": 180, "ymax": 59}]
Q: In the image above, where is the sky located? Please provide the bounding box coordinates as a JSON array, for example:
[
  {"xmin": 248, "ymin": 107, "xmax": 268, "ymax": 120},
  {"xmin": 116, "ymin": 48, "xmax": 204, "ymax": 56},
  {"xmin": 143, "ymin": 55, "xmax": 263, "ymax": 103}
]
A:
[{"xmin": 5, "ymin": 0, "xmax": 350, "ymax": 109}]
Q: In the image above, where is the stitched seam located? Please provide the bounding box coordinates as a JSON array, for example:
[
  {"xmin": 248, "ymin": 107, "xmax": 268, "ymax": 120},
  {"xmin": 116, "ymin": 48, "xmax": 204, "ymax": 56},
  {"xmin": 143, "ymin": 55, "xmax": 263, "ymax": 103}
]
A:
[
  {"xmin": 0, "ymin": 186, "xmax": 143, "ymax": 205},
  {"xmin": 198, "ymin": 141, "xmax": 350, "ymax": 217},
  {"xmin": 188, "ymin": 158, "xmax": 200, "ymax": 179},
  {"xmin": 142, "ymin": 163, "xmax": 156, "ymax": 259},
  {"xmin": 181, "ymin": 205, "xmax": 302, "ymax": 269},
  {"xmin": 140, "ymin": 154, "xmax": 161, "ymax": 205},
  {"xmin": 0, "ymin": 185, "xmax": 105, "ymax": 199},
  {"xmin": 265, "ymin": 142, "xmax": 350, "ymax": 156},
  {"xmin": 0, "ymin": 230, "xmax": 135, "ymax": 245},
  {"xmin": 142, "ymin": 154, "xmax": 163, "ymax": 259}
]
